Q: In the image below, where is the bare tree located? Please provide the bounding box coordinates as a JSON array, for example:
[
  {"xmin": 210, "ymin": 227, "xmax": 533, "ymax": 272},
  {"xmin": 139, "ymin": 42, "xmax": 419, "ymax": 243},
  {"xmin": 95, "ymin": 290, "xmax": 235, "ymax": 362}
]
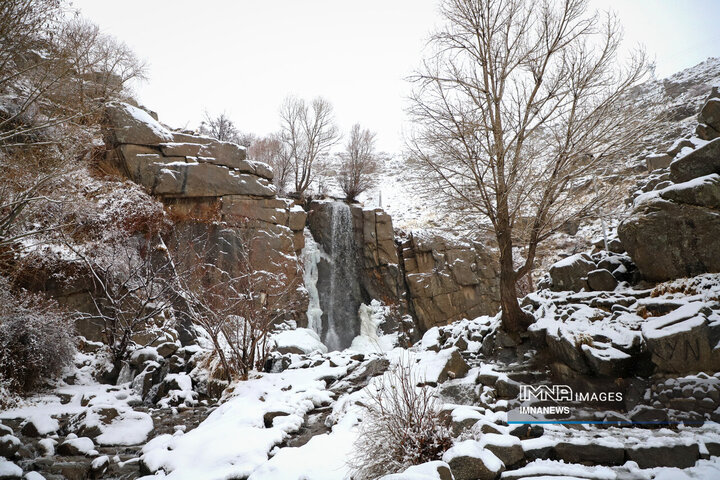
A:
[
  {"xmin": 65, "ymin": 234, "xmax": 176, "ymax": 365},
  {"xmin": 169, "ymin": 230, "xmax": 300, "ymax": 381},
  {"xmin": 279, "ymin": 96, "xmax": 340, "ymax": 195},
  {"xmin": 199, "ymin": 111, "xmax": 240, "ymax": 143},
  {"xmin": 338, "ymin": 123, "xmax": 380, "ymax": 202},
  {"xmin": 407, "ymin": 0, "xmax": 650, "ymax": 333},
  {"xmin": 249, "ymin": 133, "xmax": 291, "ymax": 193}
]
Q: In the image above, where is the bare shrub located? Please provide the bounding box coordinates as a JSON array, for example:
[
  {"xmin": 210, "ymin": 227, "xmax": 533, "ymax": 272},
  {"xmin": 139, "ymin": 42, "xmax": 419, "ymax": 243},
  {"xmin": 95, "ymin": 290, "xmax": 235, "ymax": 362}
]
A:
[
  {"xmin": 170, "ymin": 229, "xmax": 300, "ymax": 381},
  {"xmin": 338, "ymin": 123, "xmax": 380, "ymax": 202},
  {"xmin": 349, "ymin": 358, "xmax": 453, "ymax": 479},
  {"xmin": 65, "ymin": 233, "xmax": 177, "ymax": 365},
  {"xmin": 0, "ymin": 277, "xmax": 75, "ymax": 395}
]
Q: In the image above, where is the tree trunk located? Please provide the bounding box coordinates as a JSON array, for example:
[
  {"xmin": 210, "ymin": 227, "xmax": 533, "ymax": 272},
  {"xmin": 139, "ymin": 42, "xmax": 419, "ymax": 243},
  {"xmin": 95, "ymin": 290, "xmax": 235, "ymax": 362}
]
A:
[
  {"xmin": 497, "ymin": 228, "xmax": 532, "ymax": 334},
  {"xmin": 499, "ymin": 249, "xmax": 525, "ymax": 333}
]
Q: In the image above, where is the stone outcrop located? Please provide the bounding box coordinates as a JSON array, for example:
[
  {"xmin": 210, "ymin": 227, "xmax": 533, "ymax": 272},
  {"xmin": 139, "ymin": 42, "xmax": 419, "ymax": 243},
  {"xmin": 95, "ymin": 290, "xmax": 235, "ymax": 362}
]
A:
[
  {"xmin": 103, "ymin": 102, "xmax": 308, "ymax": 326},
  {"xmin": 400, "ymin": 233, "xmax": 500, "ymax": 331},
  {"xmin": 619, "ymin": 90, "xmax": 720, "ymax": 282},
  {"xmin": 308, "ymin": 200, "xmax": 501, "ymax": 334}
]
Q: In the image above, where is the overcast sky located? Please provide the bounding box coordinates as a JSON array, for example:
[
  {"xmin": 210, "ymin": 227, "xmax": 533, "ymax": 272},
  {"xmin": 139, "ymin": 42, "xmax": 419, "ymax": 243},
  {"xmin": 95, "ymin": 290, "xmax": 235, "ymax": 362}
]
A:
[{"xmin": 73, "ymin": 0, "xmax": 720, "ymax": 152}]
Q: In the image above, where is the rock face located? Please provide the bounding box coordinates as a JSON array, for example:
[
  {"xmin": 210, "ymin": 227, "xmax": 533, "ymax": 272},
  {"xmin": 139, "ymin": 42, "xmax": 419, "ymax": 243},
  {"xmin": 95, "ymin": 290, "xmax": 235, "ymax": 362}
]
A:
[
  {"xmin": 308, "ymin": 200, "xmax": 500, "ymax": 335},
  {"xmin": 619, "ymin": 90, "xmax": 720, "ymax": 282},
  {"xmin": 401, "ymin": 233, "xmax": 500, "ymax": 331},
  {"xmin": 104, "ymin": 102, "xmax": 308, "ymax": 327}
]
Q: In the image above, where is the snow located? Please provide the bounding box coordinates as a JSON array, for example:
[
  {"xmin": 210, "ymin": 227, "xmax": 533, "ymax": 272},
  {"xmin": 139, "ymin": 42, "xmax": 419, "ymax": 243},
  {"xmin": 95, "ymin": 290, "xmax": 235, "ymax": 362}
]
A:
[
  {"xmin": 140, "ymin": 365, "xmax": 338, "ymax": 480},
  {"xmin": 0, "ymin": 459, "xmax": 22, "ymax": 477},
  {"xmin": 21, "ymin": 414, "xmax": 58, "ymax": 435},
  {"xmin": 380, "ymin": 461, "xmax": 452, "ymax": 480},
  {"xmin": 273, "ymin": 328, "xmax": 328, "ymax": 355},
  {"xmin": 451, "ymin": 406, "xmax": 484, "ymax": 423},
  {"xmin": 61, "ymin": 437, "xmax": 97, "ymax": 456},
  {"xmin": 247, "ymin": 414, "xmax": 356, "ymax": 480},
  {"xmin": 502, "ymin": 459, "xmax": 616, "ymax": 479},
  {"xmin": 420, "ymin": 327, "xmax": 441, "ymax": 350},
  {"xmin": 37, "ymin": 438, "xmax": 56, "ymax": 456},
  {"xmin": 349, "ymin": 301, "xmax": 399, "ymax": 353},
  {"xmin": 24, "ymin": 472, "xmax": 46, "ymax": 480},
  {"xmin": 116, "ymin": 102, "xmax": 174, "ymax": 142},
  {"xmin": 442, "ymin": 440, "xmax": 503, "ymax": 472},
  {"xmin": 642, "ymin": 301, "xmax": 709, "ymax": 340}
]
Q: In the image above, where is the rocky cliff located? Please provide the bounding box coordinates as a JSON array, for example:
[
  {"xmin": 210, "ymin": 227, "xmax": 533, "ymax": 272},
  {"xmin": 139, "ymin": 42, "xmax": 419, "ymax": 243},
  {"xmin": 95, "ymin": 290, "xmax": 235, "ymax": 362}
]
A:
[
  {"xmin": 103, "ymin": 102, "xmax": 308, "ymax": 326},
  {"xmin": 619, "ymin": 89, "xmax": 720, "ymax": 281},
  {"xmin": 308, "ymin": 200, "xmax": 501, "ymax": 334}
]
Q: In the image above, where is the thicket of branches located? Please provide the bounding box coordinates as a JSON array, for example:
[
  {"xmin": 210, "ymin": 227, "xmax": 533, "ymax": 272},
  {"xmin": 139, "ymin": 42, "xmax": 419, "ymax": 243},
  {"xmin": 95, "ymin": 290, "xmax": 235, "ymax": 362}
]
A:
[
  {"xmin": 170, "ymin": 228, "xmax": 301, "ymax": 382},
  {"xmin": 349, "ymin": 358, "xmax": 452, "ymax": 479},
  {"xmin": 408, "ymin": 0, "xmax": 651, "ymax": 333},
  {"xmin": 279, "ymin": 95, "xmax": 340, "ymax": 196},
  {"xmin": 338, "ymin": 123, "xmax": 380, "ymax": 202},
  {"xmin": 0, "ymin": 277, "xmax": 74, "ymax": 398}
]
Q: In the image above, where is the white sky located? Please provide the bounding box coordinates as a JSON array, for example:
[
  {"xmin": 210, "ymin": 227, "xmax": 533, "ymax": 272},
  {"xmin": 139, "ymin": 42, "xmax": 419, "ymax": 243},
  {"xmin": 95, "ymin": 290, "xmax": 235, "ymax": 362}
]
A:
[{"xmin": 73, "ymin": 0, "xmax": 720, "ymax": 152}]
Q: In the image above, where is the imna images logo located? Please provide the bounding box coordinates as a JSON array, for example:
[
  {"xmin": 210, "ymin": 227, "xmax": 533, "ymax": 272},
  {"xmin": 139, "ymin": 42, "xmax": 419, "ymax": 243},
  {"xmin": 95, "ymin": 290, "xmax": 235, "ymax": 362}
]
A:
[
  {"xmin": 519, "ymin": 385, "xmax": 573, "ymax": 402},
  {"xmin": 518, "ymin": 384, "xmax": 624, "ymax": 403}
]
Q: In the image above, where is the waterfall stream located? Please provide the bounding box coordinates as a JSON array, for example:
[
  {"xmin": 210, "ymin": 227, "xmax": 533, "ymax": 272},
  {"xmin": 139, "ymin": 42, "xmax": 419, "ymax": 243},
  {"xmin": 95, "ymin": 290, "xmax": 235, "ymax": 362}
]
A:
[
  {"xmin": 304, "ymin": 201, "xmax": 363, "ymax": 351},
  {"xmin": 323, "ymin": 202, "xmax": 360, "ymax": 351}
]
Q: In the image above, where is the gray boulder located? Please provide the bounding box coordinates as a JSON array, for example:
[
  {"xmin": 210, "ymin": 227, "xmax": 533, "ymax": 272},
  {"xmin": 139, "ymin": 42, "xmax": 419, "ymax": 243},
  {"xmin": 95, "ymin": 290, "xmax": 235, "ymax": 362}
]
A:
[
  {"xmin": 669, "ymin": 137, "xmax": 720, "ymax": 183},
  {"xmin": 618, "ymin": 198, "xmax": 720, "ymax": 281},
  {"xmin": 699, "ymin": 97, "xmax": 720, "ymax": 132},
  {"xmin": 548, "ymin": 253, "xmax": 596, "ymax": 292},
  {"xmin": 587, "ymin": 269, "xmax": 618, "ymax": 291},
  {"xmin": 442, "ymin": 440, "xmax": 504, "ymax": 480},
  {"xmin": 641, "ymin": 302, "xmax": 720, "ymax": 373},
  {"xmin": 659, "ymin": 173, "xmax": 720, "ymax": 209},
  {"xmin": 105, "ymin": 102, "xmax": 173, "ymax": 145},
  {"xmin": 646, "ymin": 153, "xmax": 672, "ymax": 172},
  {"xmin": 0, "ymin": 435, "xmax": 20, "ymax": 458},
  {"xmin": 627, "ymin": 444, "xmax": 699, "ymax": 469}
]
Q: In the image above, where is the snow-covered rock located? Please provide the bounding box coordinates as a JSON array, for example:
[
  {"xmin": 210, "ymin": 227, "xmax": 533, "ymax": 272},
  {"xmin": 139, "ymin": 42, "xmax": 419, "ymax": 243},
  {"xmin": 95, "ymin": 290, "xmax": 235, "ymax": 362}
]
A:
[{"xmin": 273, "ymin": 328, "xmax": 328, "ymax": 355}]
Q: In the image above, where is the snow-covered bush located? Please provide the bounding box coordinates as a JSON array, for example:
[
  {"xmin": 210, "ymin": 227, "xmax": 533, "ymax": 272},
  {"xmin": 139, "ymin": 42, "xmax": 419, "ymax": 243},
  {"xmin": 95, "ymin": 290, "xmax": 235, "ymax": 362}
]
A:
[
  {"xmin": 349, "ymin": 359, "xmax": 453, "ymax": 479},
  {"xmin": 0, "ymin": 278, "xmax": 75, "ymax": 398}
]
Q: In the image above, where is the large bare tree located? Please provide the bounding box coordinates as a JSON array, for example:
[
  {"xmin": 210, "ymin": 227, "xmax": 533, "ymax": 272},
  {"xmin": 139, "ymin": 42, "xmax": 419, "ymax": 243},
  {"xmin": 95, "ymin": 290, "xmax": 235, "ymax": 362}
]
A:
[
  {"xmin": 279, "ymin": 95, "xmax": 340, "ymax": 195},
  {"xmin": 408, "ymin": 0, "xmax": 650, "ymax": 333},
  {"xmin": 339, "ymin": 123, "xmax": 380, "ymax": 202}
]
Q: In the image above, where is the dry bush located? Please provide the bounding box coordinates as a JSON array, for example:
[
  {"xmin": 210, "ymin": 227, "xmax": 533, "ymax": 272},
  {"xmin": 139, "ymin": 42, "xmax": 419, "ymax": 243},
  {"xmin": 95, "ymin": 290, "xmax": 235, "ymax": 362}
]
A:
[
  {"xmin": 248, "ymin": 134, "xmax": 291, "ymax": 194},
  {"xmin": 170, "ymin": 229, "xmax": 301, "ymax": 381},
  {"xmin": 0, "ymin": 277, "xmax": 75, "ymax": 395},
  {"xmin": 65, "ymin": 234, "xmax": 177, "ymax": 365},
  {"xmin": 349, "ymin": 358, "xmax": 453, "ymax": 479}
]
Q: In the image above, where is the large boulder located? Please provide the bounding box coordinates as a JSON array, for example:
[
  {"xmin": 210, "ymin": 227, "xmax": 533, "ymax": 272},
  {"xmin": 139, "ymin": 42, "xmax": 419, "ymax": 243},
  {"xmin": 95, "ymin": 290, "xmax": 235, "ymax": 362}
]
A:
[
  {"xmin": 669, "ymin": 137, "xmax": 720, "ymax": 183},
  {"xmin": 699, "ymin": 93, "xmax": 720, "ymax": 131},
  {"xmin": 442, "ymin": 440, "xmax": 504, "ymax": 480},
  {"xmin": 659, "ymin": 173, "xmax": 720, "ymax": 209},
  {"xmin": 548, "ymin": 253, "xmax": 596, "ymax": 292},
  {"xmin": 155, "ymin": 163, "xmax": 276, "ymax": 197},
  {"xmin": 586, "ymin": 269, "xmax": 618, "ymax": 291},
  {"xmin": 0, "ymin": 435, "xmax": 20, "ymax": 458},
  {"xmin": 618, "ymin": 197, "xmax": 720, "ymax": 281},
  {"xmin": 641, "ymin": 302, "xmax": 720, "ymax": 373},
  {"xmin": 105, "ymin": 102, "xmax": 174, "ymax": 145}
]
